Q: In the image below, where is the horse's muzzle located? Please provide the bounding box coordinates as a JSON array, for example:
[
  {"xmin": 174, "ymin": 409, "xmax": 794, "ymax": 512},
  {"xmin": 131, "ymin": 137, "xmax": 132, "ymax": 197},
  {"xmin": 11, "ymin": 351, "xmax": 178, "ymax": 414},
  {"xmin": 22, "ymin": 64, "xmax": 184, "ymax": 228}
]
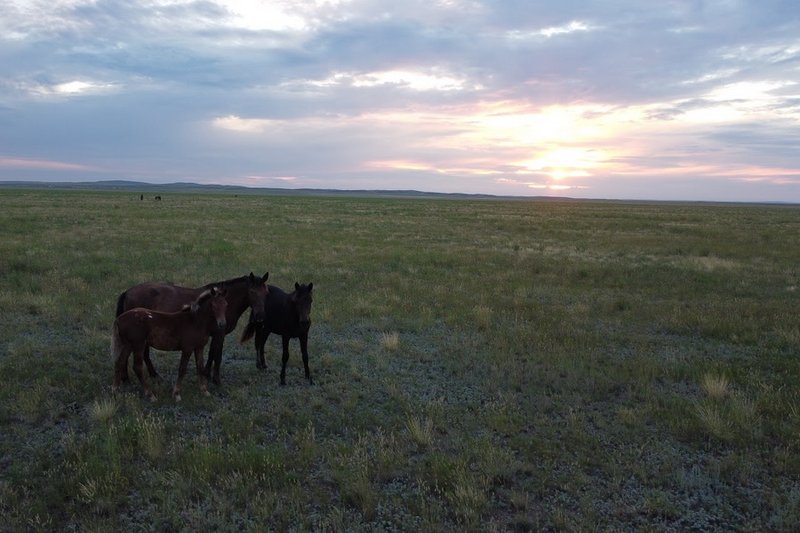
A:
[{"xmin": 217, "ymin": 320, "xmax": 227, "ymax": 331}]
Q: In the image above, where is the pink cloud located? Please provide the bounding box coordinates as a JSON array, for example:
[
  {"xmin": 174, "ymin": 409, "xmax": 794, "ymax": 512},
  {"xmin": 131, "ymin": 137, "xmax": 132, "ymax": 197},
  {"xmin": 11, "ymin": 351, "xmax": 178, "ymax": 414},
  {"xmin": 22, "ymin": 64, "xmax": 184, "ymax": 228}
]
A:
[{"xmin": 0, "ymin": 157, "xmax": 95, "ymax": 171}]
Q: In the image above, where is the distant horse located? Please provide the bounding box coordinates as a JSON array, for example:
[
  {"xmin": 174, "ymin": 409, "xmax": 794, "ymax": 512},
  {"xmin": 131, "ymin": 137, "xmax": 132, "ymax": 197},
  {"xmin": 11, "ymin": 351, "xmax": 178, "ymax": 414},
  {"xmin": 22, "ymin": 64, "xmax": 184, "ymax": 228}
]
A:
[
  {"xmin": 239, "ymin": 282, "xmax": 314, "ymax": 385},
  {"xmin": 116, "ymin": 272, "xmax": 269, "ymax": 384},
  {"xmin": 154, "ymin": 195, "xmax": 162, "ymax": 201},
  {"xmin": 112, "ymin": 287, "xmax": 227, "ymax": 401}
]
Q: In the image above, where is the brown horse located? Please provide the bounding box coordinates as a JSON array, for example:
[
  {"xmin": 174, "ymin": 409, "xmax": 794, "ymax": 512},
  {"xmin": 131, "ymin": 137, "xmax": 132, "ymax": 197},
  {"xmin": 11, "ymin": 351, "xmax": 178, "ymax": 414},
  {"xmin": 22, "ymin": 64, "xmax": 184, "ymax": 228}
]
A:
[
  {"xmin": 112, "ymin": 287, "xmax": 227, "ymax": 401},
  {"xmin": 116, "ymin": 272, "xmax": 269, "ymax": 384},
  {"xmin": 240, "ymin": 282, "xmax": 314, "ymax": 386}
]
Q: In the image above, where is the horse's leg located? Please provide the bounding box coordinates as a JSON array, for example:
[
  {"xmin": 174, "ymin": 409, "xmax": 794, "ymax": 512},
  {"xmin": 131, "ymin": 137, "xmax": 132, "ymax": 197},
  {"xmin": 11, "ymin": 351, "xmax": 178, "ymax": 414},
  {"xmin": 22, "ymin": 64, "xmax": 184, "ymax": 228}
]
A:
[
  {"xmin": 120, "ymin": 355, "xmax": 131, "ymax": 383},
  {"xmin": 120, "ymin": 346, "xmax": 132, "ymax": 383},
  {"xmin": 133, "ymin": 347, "xmax": 156, "ymax": 402},
  {"xmin": 280, "ymin": 335, "xmax": 290, "ymax": 386},
  {"xmin": 255, "ymin": 326, "xmax": 269, "ymax": 370},
  {"xmin": 174, "ymin": 350, "xmax": 191, "ymax": 402},
  {"xmin": 300, "ymin": 333, "xmax": 313, "ymax": 385},
  {"xmin": 195, "ymin": 347, "xmax": 210, "ymax": 397},
  {"xmin": 212, "ymin": 334, "xmax": 225, "ymax": 385},
  {"xmin": 144, "ymin": 344, "xmax": 160, "ymax": 379},
  {"xmin": 203, "ymin": 334, "xmax": 224, "ymax": 385}
]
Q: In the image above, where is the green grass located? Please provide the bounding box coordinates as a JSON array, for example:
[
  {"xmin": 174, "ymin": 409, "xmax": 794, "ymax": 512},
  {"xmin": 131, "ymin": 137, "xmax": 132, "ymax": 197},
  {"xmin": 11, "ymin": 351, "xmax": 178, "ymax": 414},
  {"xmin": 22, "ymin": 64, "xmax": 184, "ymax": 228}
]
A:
[{"xmin": 1, "ymin": 188, "xmax": 799, "ymax": 529}]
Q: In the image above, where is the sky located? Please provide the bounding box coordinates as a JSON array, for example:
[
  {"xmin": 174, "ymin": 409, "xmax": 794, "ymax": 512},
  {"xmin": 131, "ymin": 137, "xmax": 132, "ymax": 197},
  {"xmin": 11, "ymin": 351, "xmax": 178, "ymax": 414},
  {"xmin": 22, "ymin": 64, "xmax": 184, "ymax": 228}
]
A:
[{"xmin": 1, "ymin": 0, "xmax": 799, "ymax": 201}]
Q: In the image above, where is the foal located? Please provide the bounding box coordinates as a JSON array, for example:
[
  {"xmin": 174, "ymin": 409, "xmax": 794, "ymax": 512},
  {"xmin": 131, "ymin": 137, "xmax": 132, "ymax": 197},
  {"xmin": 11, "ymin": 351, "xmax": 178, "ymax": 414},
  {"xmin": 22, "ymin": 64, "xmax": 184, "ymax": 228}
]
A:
[
  {"xmin": 240, "ymin": 282, "xmax": 314, "ymax": 385},
  {"xmin": 116, "ymin": 272, "xmax": 269, "ymax": 385},
  {"xmin": 112, "ymin": 287, "xmax": 227, "ymax": 401}
]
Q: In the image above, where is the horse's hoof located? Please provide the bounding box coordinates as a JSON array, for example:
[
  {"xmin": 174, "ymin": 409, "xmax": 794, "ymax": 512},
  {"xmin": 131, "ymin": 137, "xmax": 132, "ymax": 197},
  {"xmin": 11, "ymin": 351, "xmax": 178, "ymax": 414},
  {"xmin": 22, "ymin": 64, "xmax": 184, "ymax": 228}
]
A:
[
  {"xmin": 148, "ymin": 394, "xmax": 157, "ymax": 403},
  {"xmin": 212, "ymin": 377, "xmax": 221, "ymax": 386},
  {"xmin": 174, "ymin": 394, "xmax": 182, "ymax": 402},
  {"xmin": 203, "ymin": 390, "xmax": 211, "ymax": 397}
]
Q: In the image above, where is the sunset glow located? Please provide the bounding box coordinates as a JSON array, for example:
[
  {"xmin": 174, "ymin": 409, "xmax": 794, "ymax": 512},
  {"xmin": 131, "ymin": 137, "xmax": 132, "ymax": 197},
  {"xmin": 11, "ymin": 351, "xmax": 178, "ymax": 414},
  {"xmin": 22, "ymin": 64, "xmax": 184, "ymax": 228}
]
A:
[{"xmin": 1, "ymin": 1, "xmax": 799, "ymax": 200}]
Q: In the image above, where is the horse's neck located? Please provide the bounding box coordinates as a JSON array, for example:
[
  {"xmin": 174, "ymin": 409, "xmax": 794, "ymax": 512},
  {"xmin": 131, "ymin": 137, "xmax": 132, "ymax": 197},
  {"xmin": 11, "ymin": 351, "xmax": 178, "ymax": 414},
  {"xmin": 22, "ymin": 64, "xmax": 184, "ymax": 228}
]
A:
[
  {"xmin": 185, "ymin": 307, "xmax": 209, "ymax": 327},
  {"xmin": 225, "ymin": 286, "xmax": 250, "ymax": 325}
]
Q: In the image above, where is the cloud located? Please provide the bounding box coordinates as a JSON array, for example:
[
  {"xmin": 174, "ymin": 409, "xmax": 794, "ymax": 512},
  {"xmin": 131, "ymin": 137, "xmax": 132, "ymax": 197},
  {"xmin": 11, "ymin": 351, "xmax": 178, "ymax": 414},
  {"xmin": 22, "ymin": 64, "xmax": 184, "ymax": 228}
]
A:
[
  {"xmin": 1, "ymin": 1, "xmax": 799, "ymax": 200},
  {"xmin": 0, "ymin": 157, "xmax": 96, "ymax": 171}
]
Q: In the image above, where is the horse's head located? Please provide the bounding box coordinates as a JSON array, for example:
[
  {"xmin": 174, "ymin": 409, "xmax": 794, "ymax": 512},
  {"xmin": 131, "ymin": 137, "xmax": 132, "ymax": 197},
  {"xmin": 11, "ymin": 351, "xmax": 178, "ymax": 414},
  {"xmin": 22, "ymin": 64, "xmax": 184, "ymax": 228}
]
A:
[
  {"xmin": 209, "ymin": 287, "xmax": 228, "ymax": 330},
  {"xmin": 292, "ymin": 282, "xmax": 313, "ymax": 329},
  {"xmin": 247, "ymin": 271, "xmax": 270, "ymax": 323},
  {"xmin": 193, "ymin": 287, "xmax": 228, "ymax": 330}
]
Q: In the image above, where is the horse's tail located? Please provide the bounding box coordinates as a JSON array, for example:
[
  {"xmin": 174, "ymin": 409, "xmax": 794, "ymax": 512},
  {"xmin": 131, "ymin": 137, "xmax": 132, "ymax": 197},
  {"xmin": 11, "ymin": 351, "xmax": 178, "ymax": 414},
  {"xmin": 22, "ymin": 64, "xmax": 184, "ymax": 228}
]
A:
[
  {"xmin": 115, "ymin": 290, "xmax": 127, "ymax": 317},
  {"xmin": 240, "ymin": 318, "xmax": 256, "ymax": 344},
  {"xmin": 111, "ymin": 320, "xmax": 124, "ymax": 363}
]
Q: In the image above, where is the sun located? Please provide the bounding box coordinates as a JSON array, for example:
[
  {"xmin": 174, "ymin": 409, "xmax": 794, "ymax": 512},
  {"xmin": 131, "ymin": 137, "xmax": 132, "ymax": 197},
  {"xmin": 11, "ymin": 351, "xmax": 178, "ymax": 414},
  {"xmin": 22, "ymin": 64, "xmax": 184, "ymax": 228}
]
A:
[{"xmin": 514, "ymin": 147, "xmax": 606, "ymax": 180}]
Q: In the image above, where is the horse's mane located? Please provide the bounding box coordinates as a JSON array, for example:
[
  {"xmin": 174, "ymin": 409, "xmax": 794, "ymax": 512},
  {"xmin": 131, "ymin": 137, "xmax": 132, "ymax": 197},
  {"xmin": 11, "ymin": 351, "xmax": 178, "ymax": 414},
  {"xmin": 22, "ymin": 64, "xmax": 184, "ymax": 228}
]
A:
[
  {"xmin": 201, "ymin": 275, "xmax": 249, "ymax": 290},
  {"xmin": 195, "ymin": 288, "xmax": 216, "ymax": 304},
  {"xmin": 181, "ymin": 288, "xmax": 216, "ymax": 313}
]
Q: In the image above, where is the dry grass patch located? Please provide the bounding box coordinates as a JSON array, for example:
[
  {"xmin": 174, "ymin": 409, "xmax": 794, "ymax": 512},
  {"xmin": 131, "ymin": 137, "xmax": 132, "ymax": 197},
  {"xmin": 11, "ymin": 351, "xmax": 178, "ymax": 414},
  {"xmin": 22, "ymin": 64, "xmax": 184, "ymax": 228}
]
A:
[
  {"xmin": 702, "ymin": 373, "xmax": 730, "ymax": 400},
  {"xmin": 90, "ymin": 398, "xmax": 118, "ymax": 424},
  {"xmin": 406, "ymin": 415, "xmax": 434, "ymax": 449},
  {"xmin": 380, "ymin": 331, "xmax": 400, "ymax": 351},
  {"xmin": 695, "ymin": 402, "xmax": 732, "ymax": 441},
  {"xmin": 135, "ymin": 413, "xmax": 165, "ymax": 461}
]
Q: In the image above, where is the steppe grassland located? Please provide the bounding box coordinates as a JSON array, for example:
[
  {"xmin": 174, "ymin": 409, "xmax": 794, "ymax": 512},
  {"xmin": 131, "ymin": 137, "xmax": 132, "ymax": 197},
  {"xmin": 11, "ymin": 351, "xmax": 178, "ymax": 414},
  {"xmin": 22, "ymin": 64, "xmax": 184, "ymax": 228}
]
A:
[{"xmin": 0, "ymin": 189, "xmax": 798, "ymax": 530}]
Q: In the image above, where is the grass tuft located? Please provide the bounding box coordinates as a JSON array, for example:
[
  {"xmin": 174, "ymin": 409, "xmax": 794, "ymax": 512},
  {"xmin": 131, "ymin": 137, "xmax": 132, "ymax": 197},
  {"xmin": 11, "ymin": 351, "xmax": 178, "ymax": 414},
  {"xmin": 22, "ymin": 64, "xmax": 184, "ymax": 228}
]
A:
[
  {"xmin": 135, "ymin": 413, "xmax": 165, "ymax": 461},
  {"xmin": 90, "ymin": 398, "xmax": 118, "ymax": 424},
  {"xmin": 447, "ymin": 476, "xmax": 488, "ymax": 525},
  {"xmin": 406, "ymin": 415, "xmax": 434, "ymax": 449},
  {"xmin": 473, "ymin": 305, "xmax": 492, "ymax": 329},
  {"xmin": 695, "ymin": 401, "xmax": 732, "ymax": 441},
  {"xmin": 702, "ymin": 373, "xmax": 730, "ymax": 400},
  {"xmin": 380, "ymin": 331, "xmax": 400, "ymax": 351}
]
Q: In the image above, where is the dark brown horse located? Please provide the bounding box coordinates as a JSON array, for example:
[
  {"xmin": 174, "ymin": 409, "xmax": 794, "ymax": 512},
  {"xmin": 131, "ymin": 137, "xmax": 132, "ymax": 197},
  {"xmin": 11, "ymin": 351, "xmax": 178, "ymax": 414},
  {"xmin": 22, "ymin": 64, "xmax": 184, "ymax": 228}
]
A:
[
  {"xmin": 116, "ymin": 272, "xmax": 269, "ymax": 384},
  {"xmin": 112, "ymin": 287, "xmax": 227, "ymax": 401},
  {"xmin": 239, "ymin": 282, "xmax": 314, "ymax": 385}
]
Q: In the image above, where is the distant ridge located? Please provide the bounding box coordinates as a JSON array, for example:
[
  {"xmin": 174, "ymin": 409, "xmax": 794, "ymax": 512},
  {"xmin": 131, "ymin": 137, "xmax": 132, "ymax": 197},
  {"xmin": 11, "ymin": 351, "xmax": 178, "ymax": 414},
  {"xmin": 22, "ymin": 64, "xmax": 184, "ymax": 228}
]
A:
[
  {"xmin": 3, "ymin": 179, "xmax": 793, "ymax": 205},
  {"xmin": 0, "ymin": 179, "xmax": 567, "ymax": 201}
]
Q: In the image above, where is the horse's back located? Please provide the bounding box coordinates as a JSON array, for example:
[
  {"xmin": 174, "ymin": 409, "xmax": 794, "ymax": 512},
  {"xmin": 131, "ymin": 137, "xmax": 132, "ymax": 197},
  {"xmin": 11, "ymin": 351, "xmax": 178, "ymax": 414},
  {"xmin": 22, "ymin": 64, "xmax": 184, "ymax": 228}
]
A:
[
  {"xmin": 117, "ymin": 306, "xmax": 199, "ymax": 351},
  {"xmin": 121, "ymin": 282, "xmax": 201, "ymax": 314},
  {"xmin": 115, "ymin": 307, "xmax": 154, "ymax": 345}
]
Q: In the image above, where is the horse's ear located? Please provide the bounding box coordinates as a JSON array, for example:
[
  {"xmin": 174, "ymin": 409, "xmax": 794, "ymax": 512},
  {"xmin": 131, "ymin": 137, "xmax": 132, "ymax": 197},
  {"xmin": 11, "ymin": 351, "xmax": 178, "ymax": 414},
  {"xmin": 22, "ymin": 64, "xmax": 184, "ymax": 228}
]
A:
[
  {"xmin": 307, "ymin": 282, "xmax": 313, "ymax": 292},
  {"xmin": 295, "ymin": 282, "xmax": 300, "ymax": 291},
  {"xmin": 248, "ymin": 272, "xmax": 256, "ymax": 283},
  {"xmin": 262, "ymin": 272, "xmax": 269, "ymax": 282}
]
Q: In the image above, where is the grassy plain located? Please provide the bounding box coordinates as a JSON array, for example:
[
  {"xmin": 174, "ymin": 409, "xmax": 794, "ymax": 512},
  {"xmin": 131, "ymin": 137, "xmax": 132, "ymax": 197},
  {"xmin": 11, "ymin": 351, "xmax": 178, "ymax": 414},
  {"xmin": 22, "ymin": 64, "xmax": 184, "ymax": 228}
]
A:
[{"xmin": 0, "ymin": 188, "xmax": 798, "ymax": 530}]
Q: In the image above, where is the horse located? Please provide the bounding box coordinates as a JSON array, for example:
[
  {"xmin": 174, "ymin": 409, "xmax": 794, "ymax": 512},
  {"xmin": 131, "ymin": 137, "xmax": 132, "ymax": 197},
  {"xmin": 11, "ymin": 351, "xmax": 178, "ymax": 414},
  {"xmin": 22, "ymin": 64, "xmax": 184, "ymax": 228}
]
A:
[
  {"xmin": 112, "ymin": 287, "xmax": 227, "ymax": 401},
  {"xmin": 239, "ymin": 282, "xmax": 314, "ymax": 386},
  {"xmin": 116, "ymin": 272, "xmax": 269, "ymax": 385}
]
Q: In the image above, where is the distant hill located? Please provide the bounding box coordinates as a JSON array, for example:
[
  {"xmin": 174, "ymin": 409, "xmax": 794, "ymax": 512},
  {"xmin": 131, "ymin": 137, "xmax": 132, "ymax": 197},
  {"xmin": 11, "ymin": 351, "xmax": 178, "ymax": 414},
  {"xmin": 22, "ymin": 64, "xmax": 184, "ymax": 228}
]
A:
[
  {"xmin": 1, "ymin": 180, "xmax": 794, "ymax": 205},
  {"xmin": 0, "ymin": 179, "xmax": 561, "ymax": 201}
]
